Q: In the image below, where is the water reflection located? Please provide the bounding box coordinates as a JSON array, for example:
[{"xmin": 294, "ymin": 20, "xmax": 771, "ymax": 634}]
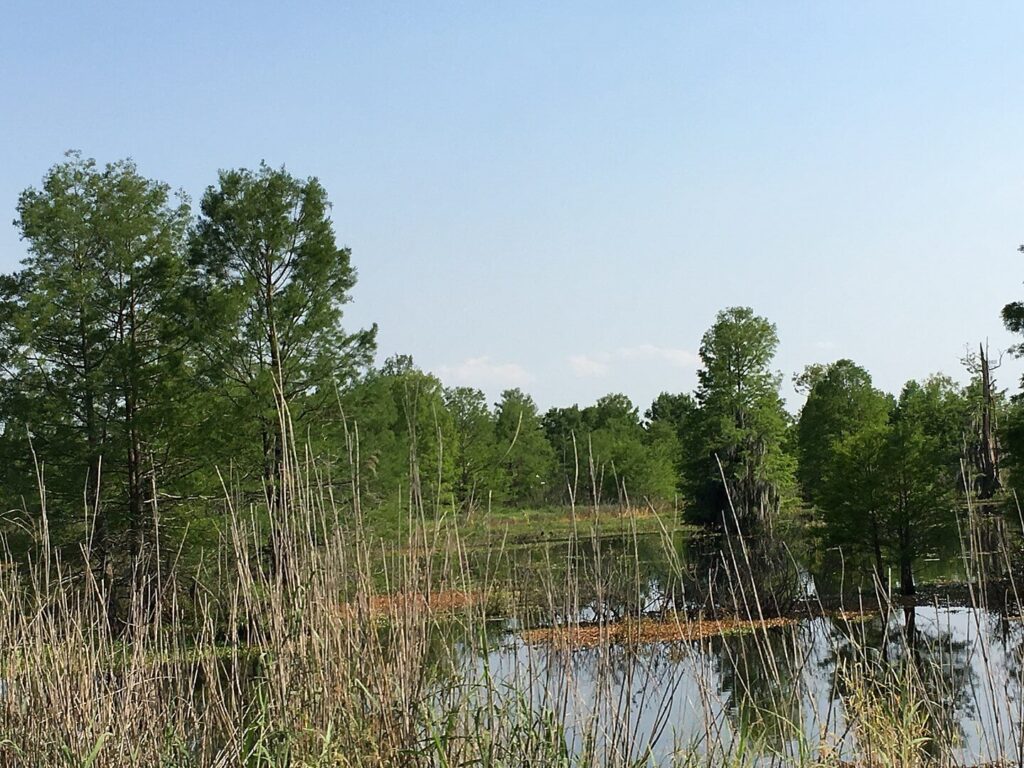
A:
[
  {"xmin": 412, "ymin": 525, "xmax": 1024, "ymax": 764},
  {"xmin": 475, "ymin": 530, "xmax": 817, "ymax": 626},
  {"xmin": 469, "ymin": 605, "xmax": 1024, "ymax": 765}
]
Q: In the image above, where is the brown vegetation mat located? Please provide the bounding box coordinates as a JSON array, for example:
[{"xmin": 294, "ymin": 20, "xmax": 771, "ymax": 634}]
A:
[
  {"xmin": 339, "ymin": 590, "xmax": 882, "ymax": 640},
  {"xmin": 520, "ymin": 614, "xmax": 798, "ymax": 647},
  {"xmin": 340, "ymin": 588, "xmax": 494, "ymax": 619}
]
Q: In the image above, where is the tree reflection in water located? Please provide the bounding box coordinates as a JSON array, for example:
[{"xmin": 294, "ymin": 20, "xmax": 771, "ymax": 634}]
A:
[{"xmin": 463, "ymin": 526, "xmax": 1024, "ymax": 765}]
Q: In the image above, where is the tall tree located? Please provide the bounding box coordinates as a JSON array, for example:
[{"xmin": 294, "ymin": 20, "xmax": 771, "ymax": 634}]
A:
[
  {"xmin": 999, "ymin": 399, "xmax": 1024, "ymax": 498},
  {"xmin": 337, "ymin": 356, "xmax": 455, "ymax": 515},
  {"xmin": 4, "ymin": 152, "xmax": 193, "ymax": 591},
  {"xmin": 646, "ymin": 391, "xmax": 700, "ymax": 498},
  {"xmin": 962, "ymin": 344, "xmax": 1003, "ymax": 499},
  {"xmin": 578, "ymin": 393, "xmax": 677, "ymax": 504},
  {"xmin": 885, "ymin": 377, "xmax": 964, "ymax": 594},
  {"xmin": 543, "ymin": 404, "xmax": 586, "ymax": 503},
  {"xmin": 795, "ymin": 359, "xmax": 891, "ymax": 507},
  {"xmin": 803, "ymin": 366, "xmax": 894, "ymax": 585},
  {"xmin": 191, "ymin": 164, "xmax": 377, "ymax": 510},
  {"xmin": 816, "ymin": 376, "xmax": 963, "ymax": 595},
  {"xmin": 445, "ymin": 386, "xmax": 498, "ymax": 515},
  {"xmin": 1000, "ymin": 247, "xmax": 1024, "ymax": 494},
  {"xmin": 494, "ymin": 389, "xmax": 555, "ymax": 506},
  {"xmin": 688, "ymin": 307, "xmax": 795, "ymax": 527},
  {"xmin": 1001, "ymin": 245, "xmax": 1024, "ymax": 366},
  {"xmin": 818, "ymin": 417, "xmax": 892, "ymax": 587}
]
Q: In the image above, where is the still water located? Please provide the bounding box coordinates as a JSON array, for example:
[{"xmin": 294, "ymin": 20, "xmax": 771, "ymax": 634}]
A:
[
  {"xmin": 470, "ymin": 606, "xmax": 1024, "ymax": 765},
  {"xmin": 453, "ymin": 531, "xmax": 1024, "ymax": 765}
]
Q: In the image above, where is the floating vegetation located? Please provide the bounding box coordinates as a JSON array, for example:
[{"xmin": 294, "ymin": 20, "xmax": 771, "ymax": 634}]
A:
[{"xmin": 520, "ymin": 614, "xmax": 798, "ymax": 647}]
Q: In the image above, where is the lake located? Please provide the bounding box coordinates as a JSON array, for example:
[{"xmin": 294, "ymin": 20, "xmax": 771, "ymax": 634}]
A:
[{"xmin": 439, "ymin": 528, "xmax": 1024, "ymax": 765}]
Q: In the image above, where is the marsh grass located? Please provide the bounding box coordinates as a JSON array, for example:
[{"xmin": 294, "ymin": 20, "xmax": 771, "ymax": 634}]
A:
[{"xmin": 0, "ymin": 432, "xmax": 1021, "ymax": 766}]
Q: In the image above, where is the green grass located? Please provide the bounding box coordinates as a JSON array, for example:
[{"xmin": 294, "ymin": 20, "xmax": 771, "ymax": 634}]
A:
[
  {"xmin": 362, "ymin": 501, "xmax": 696, "ymax": 549},
  {"xmin": 1, "ymin": 439, "xmax": 1017, "ymax": 767}
]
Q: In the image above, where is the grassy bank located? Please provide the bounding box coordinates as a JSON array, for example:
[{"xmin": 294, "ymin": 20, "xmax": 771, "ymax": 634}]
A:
[
  {"xmin": 359, "ymin": 501, "xmax": 695, "ymax": 549},
  {"xmin": 0, "ymin": 463, "xmax": 1020, "ymax": 767}
]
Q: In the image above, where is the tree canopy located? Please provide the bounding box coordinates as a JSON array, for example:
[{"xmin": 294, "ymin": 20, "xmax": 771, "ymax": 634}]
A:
[
  {"xmin": 0, "ymin": 151, "xmax": 1019, "ymax": 605},
  {"xmin": 686, "ymin": 307, "xmax": 795, "ymax": 527}
]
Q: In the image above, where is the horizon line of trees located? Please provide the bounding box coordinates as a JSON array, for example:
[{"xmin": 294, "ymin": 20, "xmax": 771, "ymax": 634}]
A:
[{"xmin": 2, "ymin": 152, "xmax": 1024, "ymax": 600}]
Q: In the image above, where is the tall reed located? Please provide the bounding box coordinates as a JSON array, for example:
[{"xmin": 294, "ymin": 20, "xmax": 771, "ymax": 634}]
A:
[{"xmin": 0, "ymin": 435, "xmax": 1020, "ymax": 766}]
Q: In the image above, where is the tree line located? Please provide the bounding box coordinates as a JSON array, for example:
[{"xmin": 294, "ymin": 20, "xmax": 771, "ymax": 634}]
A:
[{"xmin": 1, "ymin": 153, "xmax": 1023, "ymax": 598}]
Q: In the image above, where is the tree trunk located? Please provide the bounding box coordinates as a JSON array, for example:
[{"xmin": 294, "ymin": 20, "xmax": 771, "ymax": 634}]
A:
[
  {"xmin": 870, "ymin": 516, "xmax": 886, "ymax": 590},
  {"xmin": 77, "ymin": 267, "xmax": 120, "ymax": 629},
  {"xmin": 264, "ymin": 257, "xmax": 287, "ymax": 503},
  {"xmin": 125, "ymin": 387, "xmax": 144, "ymax": 558},
  {"xmin": 125, "ymin": 282, "xmax": 147, "ymax": 565},
  {"xmin": 899, "ymin": 523, "xmax": 916, "ymax": 596},
  {"xmin": 263, "ymin": 257, "xmax": 289, "ymax": 577},
  {"xmin": 976, "ymin": 343, "xmax": 1001, "ymax": 499}
]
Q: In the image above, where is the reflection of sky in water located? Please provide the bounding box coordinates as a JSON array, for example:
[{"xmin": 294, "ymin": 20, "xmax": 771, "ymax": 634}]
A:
[{"xmin": 462, "ymin": 606, "xmax": 1024, "ymax": 765}]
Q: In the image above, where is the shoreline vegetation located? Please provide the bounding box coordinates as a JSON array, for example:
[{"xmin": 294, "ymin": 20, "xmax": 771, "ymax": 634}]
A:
[
  {"xmin": 1, "ymin": 473, "xmax": 1022, "ymax": 767},
  {"xmin": 369, "ymin": 504, "xmax": 698, "ymax": 549},
  {"xmin": 2, "ymin": 153, "xmax": 1024, "ymax": 764}
]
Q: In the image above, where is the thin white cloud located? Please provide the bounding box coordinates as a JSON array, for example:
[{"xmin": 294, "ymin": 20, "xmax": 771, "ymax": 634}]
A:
[
  {"xmin": 616, "ymin": 343, "xmax": 701, "ymax": 368},
  {"xmin": 569, "ymin": 354, "xmax": 610, "ymax": 378},
  {"xmin": 568, "ymin": 344, "xmax": 699, "ymax": 378},
  {"xmin": 436, "ymin": 356, "xmax": 535, "ymax": 389}
]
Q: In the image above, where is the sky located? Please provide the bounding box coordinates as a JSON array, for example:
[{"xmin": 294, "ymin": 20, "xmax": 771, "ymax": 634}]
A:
[{"xmin": 2, "ymin": 2, "xmax": 1023, "ymax": 412}]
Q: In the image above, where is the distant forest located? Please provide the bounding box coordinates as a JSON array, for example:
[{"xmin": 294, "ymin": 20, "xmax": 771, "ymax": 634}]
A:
[{"xmin": 1, "ymin": 153, "xmax": 1021, "ymax": 596}]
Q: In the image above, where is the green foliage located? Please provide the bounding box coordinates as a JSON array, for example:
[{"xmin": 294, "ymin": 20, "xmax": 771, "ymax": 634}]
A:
[
  {"xmin": 0, "ymin": 156, "xmax": 387, "ymax": 574},
  {"xmin": 814, "ymin": 374, "xmax": 965, "ymax": 594},
  {"xmin": 493, "ymin": 389, "xmax": 555, "ymax": 506},
  {"xmin": 541, "ymin": 404, "xmax": 586, "ymax": 502},
  {"xmin": 190, "ymin": 163, "xmax": 376, "ymax": 493},
  {"xmin": 999, "ymin": 251, "xmax": 1024, "ymax": 494},
  {"xmin": 337, "ymin": 356, "xmax": 455, "ymax": 514},
  {"xmin": 0, "ymin": 151, "xmax": 1017, "ymax": 583},
  {"xmin": 686, "ymin": 307, "xmax": 795, "ymax": 527},
  {"xmin": 646, "ymin": 391, "xmax": 699, "ymax": 444},
  {"xmin": 884, "ymin": 378, "xmax": 964, "ymax": 593},
  {"xmin": 543, "ymin": 394, "xmax": 680, "ymax": 506},
  {"xmin": 1000, "ymin": 398, "xmax": 1024, "ymax": 495},
  {"xmin": 444, "ymin": 386, "xmax": 500, "ymax": 513},
  {"xmin": 645, "ymin": 391, "xmax": 700, "ymax": 496},
  {"xmin": 796, "ymin": 359, "xmax": 892, "ymax": 507},
  {"xmin": 1001, "ymin": 247, "xmax": 1024, "ymax": 362},
  {"xmin": 578, "ymin": 393, "xmax": 678, "ymax": 504},
  {"xmin": 2, "ymin": 152, "xmax": 194, "ymax": 554},
  {"xmin": 814, "ymin": 390, "xmax": 893, "ymax": 583}
]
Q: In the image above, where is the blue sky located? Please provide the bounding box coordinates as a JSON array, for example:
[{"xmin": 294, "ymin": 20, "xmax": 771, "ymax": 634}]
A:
[{"xmin": 2, "ymin": 2, "xmax": 1023, "ymax": 411}]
